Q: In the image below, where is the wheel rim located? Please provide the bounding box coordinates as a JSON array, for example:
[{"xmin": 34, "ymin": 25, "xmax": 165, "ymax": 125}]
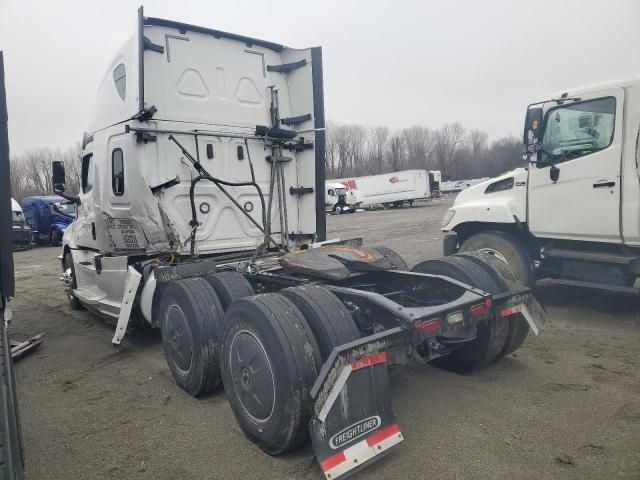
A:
[
  {"xmin": 166, "ymin": 305, "xmax": 193, "ymax": 373},
  {"xmin": 229, "ymin": 329, "xmax": 275, "ymax": 422},
  {"xmin": 476, "ymin": 247, "xmax": 509, "ymax": 265}
]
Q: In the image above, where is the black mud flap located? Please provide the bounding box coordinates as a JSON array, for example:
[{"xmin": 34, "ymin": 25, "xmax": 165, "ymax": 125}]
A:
[
  {"xmin": 310, "ymin": 328, "xmax": 404, "ymax": 479},
  {"xmin": 493, "ymin": 290, "xmax": 546, "ymax": 335}
]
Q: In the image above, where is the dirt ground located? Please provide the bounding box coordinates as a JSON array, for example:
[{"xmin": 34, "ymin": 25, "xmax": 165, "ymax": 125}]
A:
[{"xmin": 10, "ymin": 197, "xmax": 640, "ymax": 479}]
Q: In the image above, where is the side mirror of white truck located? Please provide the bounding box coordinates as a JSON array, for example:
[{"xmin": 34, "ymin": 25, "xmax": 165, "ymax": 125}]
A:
[
  {"xmin": 523, "ymin": 107, "xmax": 543, "ymax": 147},
  {"xmin": 51, "ymin": 160, "xmax": 80, "ymax": 205}
]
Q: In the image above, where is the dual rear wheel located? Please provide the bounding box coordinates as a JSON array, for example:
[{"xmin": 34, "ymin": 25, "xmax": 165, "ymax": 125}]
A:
[
  {"xmin": 157, "ymin": 272, "xmax": 359, "ymax": 454},
  {"xmin": 411, "ymin": 252, "xmax": 530, "ymax": 372}
]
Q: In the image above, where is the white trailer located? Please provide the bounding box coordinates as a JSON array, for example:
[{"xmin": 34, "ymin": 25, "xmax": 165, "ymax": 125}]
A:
[
  {"xmin": 331, "ymin": 169, "xmax": 430, "ymax": 209},
  {"xmin": 48, "ymin": 9, "xmax": 543, "ymax": 479}
]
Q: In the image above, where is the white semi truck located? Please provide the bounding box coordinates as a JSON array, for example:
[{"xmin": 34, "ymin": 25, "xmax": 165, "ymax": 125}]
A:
[
  {"xmin": 51, "ymin": 8, "xmax": 543, "ymax": 479},
  {"xmin": 332, "ymin": 169, "xmax": 430, "ymax": 209},
  {"xmin": 442, "ymin": 79, "xmax": 640, "ymax": 292}
]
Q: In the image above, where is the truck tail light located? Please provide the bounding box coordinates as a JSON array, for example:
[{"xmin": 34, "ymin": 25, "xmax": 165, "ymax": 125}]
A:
[
  {"xmin": 470, "ymin": 303, "xmax": 487, "ymax": 317},
  {"xmin": 413, "ymin": 319, "xmax": 441, "ymax": 334}
]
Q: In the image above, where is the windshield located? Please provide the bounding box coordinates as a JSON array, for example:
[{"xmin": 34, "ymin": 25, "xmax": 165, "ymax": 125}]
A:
[
  {"xmin": 12, "ymin": 210, "xmax": 25, "ymax": 226},
  {"xmin": 335, "ymin": 187, "xmax": 347, "ymax": 196},
  {"xmin": 541, "ymin": 97, "xmax": 615, "ymax": 163},
  {"xmin": 55, "ymin": 202, "xmax": 76, "ymax": 216}
]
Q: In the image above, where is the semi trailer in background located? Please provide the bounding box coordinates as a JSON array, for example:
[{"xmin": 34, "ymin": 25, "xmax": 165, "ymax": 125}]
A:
[
  {"xmin": 331, "ymin": 169, "xmax": 431, "ymax": 209},
  {"xmin": 51, "ymin": 9, "xmax": 544, "ymax": 479}
]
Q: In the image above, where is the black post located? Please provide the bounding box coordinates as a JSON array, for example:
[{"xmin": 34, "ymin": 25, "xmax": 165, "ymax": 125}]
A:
[
  {"xmin": 0, "ymin": 51, "xmax": 15, "ymax": 299},
  {"xmin": 0, "ymin": 50, "xmax": 25, "ymax": 480}
]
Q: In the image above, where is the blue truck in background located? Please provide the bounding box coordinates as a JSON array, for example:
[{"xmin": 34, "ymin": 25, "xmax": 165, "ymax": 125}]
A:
[{"xmin": 21, "ymin": 195, "xmax": 76, "ymax": 245}]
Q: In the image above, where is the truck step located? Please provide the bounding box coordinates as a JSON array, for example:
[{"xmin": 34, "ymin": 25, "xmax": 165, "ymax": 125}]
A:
[
  {"xmin": 542, "ymin": 248, "xmax": 640, "ymax": 265},
  {"xmin": 547, "ymin": 278, "xmax": 640, "ymax": 295}
]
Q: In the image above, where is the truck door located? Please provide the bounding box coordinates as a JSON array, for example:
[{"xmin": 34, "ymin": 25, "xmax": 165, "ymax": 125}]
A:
[{"xmin": 527, "ymin": 88, "xmax": 623, "ymax": 243}]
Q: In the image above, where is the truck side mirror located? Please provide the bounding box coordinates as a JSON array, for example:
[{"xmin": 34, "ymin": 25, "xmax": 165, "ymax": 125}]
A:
[
  {"xmin": 550, "ymin": 165, "xmax": 560, "ymax": 182},
  {"xmin": 52, "ymin": 161, "xmax": 66, "ymax": 193},
  {"xmin": 523, "ymin": 107, "xmax": 543, "ymax": 147}
]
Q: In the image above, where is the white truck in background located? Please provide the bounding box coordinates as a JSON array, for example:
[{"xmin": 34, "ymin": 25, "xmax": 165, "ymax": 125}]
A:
[
  {"xmin": 48, "ymin": 8, "xmax": 544, "ymax": 479},
  {"xmin": 428, "ymin": 170, "xmax": 441, "ymax": 197},
  {"xmin": 324, "ymin": 182, "xmax": 355, "ymax": 213},
  {"xmin": 331, "ymin": 169, "xmax": 430, "ymax": 209},
  {"xmin": 442, "ymin": 79, "xmax": 640, "ymax": 292}
]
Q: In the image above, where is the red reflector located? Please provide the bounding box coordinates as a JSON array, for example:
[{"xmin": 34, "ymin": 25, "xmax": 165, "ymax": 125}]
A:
[
  {"xmin": 351, "ymin": 351, "xmax": 388, "ymax": 370},
  {"xmin": 412, "ymin": 319, "xmax": 422, "ymax": 330},
  {"xmin": 484, "ymin": 297, "xmax": 493, "ymax": 308},
  {"xmin": 500, "ymin": 304, "xmax": 523, "ymax": 317},
  {"xmin": 420, "ymin": 319, "xmax": 440, "ymax": 334},
  {"xmin": 319, "ymin": 451, "xmax": 346, "ymax": 472},
  {"xmin": 366, "ymin": 423, "xmax": 401, "ymax": 447},
  {"xmin": 470, "ymin": 304, "xmax": 487, "ymax": 317}
]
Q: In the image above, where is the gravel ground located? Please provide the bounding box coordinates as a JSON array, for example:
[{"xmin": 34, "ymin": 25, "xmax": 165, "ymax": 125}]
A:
[{"xmin": 10, "ymin": 197, "xmax": 640, "ymax": 479}]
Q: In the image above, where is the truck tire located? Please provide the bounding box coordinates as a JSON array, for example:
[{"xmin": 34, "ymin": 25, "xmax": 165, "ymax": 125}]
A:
[
  {"xmin": 371, "ymin": 246, "xmax": 409, "ymax": 271},
  {"xmin": 281, "ymin": 285, "xmax": 360, "ymax": 361},
  {"xmin": 158, "ymin": 278, "xmax": 224, "ymax": 397},
  {"xmin": 205, "ymin": 271, "xmax": 255, "ymax": 311},
  {"xmin": 458, "ymin": 231, "xmax": 534, "ymax": 287},
  {"xmin": 63, "ymin": 252, "xmax": 84, "ymax": 311},
  {"xmin": 411, "ymin": 256, "xmax": 508, "ymax": 372},
  {"xmin": 221, "ymin": 294, "xmax": 321, "ymax": 454},
  {"xmin": 457, "ymin": 251, "xmax": 530, "ymax": 357}
]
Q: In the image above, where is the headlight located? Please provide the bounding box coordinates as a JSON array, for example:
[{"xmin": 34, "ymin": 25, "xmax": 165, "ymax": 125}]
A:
[{"xmin": 441, "ymin": 209, "xmax": 456, "ymax": 227}]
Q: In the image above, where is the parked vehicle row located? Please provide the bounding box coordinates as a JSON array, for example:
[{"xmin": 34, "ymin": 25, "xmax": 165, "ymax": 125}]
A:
[{"xmin": 10, "ymin": 195, "xmax": 76, "ymax": 250}]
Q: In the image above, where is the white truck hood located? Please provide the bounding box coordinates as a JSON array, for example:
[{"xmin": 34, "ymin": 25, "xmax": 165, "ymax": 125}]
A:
[{"xmin": 442, "ymin": 168, "xmax": 528, "ymax": 231}]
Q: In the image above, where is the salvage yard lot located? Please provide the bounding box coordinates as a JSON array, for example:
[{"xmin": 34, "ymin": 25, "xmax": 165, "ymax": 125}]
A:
[{"xmin": 11, "ymin": 197, "xmax": 640, "ymax": 479}]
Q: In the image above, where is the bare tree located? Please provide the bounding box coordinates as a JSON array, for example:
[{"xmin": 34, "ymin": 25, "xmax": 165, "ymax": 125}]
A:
[
  {"xmin": 402, "ymin": 126, "xmax": 433, "ymax": 170},
  {"xmin": 389, "ymin": 132, "xmax": 406, "ymax": 172},
  {"xmin": 368, "ymin": 125, "xmax": 389, "ymax": 174},
  {"xmin": 469, "ymin": 129, "xmax": 488, "ymax": 158},
  {"xmin": 433, "ymin": 122, "xmax": 466, "ymax": 179}
]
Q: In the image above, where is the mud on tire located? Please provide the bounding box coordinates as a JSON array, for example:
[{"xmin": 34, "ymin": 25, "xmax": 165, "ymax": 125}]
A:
[
  {"xmin": 158, "ymin": 277, "xmax": 224, "ymax": 396},
  {"xmin": 220, "ymin": 294, "xmax": 321, "ymax": 455},
  {"xmin": 281, "ymin": 285, "xmax": 360, "ymax": 361},
  {"xmin": 205, "ymin": 271, "xmax": 255, "ymax": 311},
  {"xmin": 457, "ymin": 251, "xmax": 530, "ymax": 357}
]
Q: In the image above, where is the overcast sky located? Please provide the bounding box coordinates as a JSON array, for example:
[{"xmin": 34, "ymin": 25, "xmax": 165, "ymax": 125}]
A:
[{"xmin": 1, "ymin": 0, "xmax": 640, "ymax": 155}]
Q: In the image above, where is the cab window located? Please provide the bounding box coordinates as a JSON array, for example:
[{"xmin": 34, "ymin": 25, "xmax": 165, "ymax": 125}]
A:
[
  {"xmin": 540, "ymin": 97, "xmax": 616, "ymax": 165},
  {"xmin": 81, "ymin": 154, "xmax": 94, "ymax": 193},
  {"xmin": 112, "ymin": 149, "xmax": 124, "ymax": 196},
  {"xmin": 328, "ymin": 189, "xmax": 335, "ymax": 196}
]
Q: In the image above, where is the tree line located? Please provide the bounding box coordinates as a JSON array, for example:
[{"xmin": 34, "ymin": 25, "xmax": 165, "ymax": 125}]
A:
[
  {"xmin": 326, "ymin": 121, "xmax": 525, "ymax": 181},
  {"xmin": 10, "ymin": 142, "xmax": 82, "ymax": 202},
  {"xmin": 8, "ymin": 122, "xmax": 525, "ymax": 201}
]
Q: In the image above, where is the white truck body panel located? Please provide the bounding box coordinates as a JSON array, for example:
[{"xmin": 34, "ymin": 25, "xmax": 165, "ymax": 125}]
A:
[
  {"xmin": 443, "ymin": 77, "xmax": 640, "ymax": 253},
  {"xmin": 442, "ymin": 168, "xmax": 528, "ymax": 231},
  {"xmin": 70, "ymin": 22, "xmax": 320, "ymax": 259},
  {"xmin": 331, "ymin": 170, "xmax": 430, "ymax": 208}
]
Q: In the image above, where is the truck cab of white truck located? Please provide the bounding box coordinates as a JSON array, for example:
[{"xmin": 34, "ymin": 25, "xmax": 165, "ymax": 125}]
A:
[{"xmin": 442, "ymin": 78, "xmax": 640, "ymax": 291}]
